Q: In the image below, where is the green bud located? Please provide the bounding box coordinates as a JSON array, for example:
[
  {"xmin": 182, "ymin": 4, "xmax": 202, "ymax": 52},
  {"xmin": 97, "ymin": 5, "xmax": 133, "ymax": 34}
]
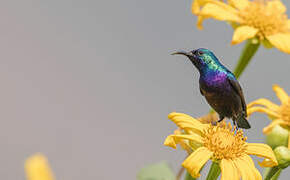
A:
[
  {"xmin": 274, "ymin": 146, "xmax": 290, "ymax": 169},
  {"xmin": 266, "ymin": 125, "xmax": 289, "ymax": 149}
]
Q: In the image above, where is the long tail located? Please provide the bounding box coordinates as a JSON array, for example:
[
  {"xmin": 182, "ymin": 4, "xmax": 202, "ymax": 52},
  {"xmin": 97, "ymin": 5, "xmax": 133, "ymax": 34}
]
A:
[{"xmin": 236, "ymin": 114, "xmax": 251, "ymax": 129}]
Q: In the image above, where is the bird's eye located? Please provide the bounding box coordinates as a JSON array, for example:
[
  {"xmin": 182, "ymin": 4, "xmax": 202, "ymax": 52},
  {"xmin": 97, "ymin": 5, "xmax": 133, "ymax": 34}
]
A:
[{"xmin": 197, "ymin": 51, "xmax": 204, "ymax": 56}]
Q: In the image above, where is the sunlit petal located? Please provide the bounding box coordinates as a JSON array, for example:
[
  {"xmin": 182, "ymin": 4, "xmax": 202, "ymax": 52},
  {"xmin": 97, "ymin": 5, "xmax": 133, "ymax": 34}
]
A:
[
  {"xmin": 168, "ymin": 112, "xmax": 208, "ymax": 134},
  {"xmin": 267, "ymin": 33, "xmax": 290, "ymax": 54},
  {"xmin": 247, "ymin": 98, "xmax": 280, "ymax": 111},
  {"xmin": 287, "ymin": 19, "xmax": 290, "ymax": 30},
  {"xmin": 263, "ymin": 120, "xmax": 290, "ymax": 134},
  {"xmin": 247, "ymin": 106, "xmax": 280, "ymax": 118},
  {"xmin": 25, "ymin": 154, "xmax": 55, "ymax": 180},
  {"xmin": 242, "ymin": 155, "xmax": 262, "ymax": 179},
  {"xmin": 182, "ymin": 147, "xmax": 213, "ymax": 178},
  {"xmin": 228, "ymin": 0, "xmax": 250, "ymax": 10},
  {"xmin": 233, "ymin": 155, "xmax": 262, "ymax": 180},
  {"xmin": 272, "ymin": 84, "xmax": 289, "ymax": 105},
  {"xmin": 245, "ymin": 143, "xmax": 278, "ymax": 167},
  {"xmin": 191, "ymin": 0, "xmax": 220, "ymax": 14},
  {"xmin": 266, "ymin": 0, "xmax": 286, "ymax": 14},
  {"xmin": 198, "ymin": 112, "xmax": 218, "ymax": 124},
  {"xmin": 196, "ymin": 15, "xmax": 209, "ymax": 30},
  {"xmin": 220, "ymin": 159, "xmax": 239, "ymax": 180},
  {"xmin": 231, "ymin": 26, "xmax": 258, "ymax": 45},
  {"xmin": 164, "ymin": 134, "xmax": 203, "ymax": 149},
  {"xmin": 199, "ymin": 3, "xmax": 241, "ymax": 23},
  {"xmin": 173, "ymin": 129, "xmax": 192, "ymax": 154}
]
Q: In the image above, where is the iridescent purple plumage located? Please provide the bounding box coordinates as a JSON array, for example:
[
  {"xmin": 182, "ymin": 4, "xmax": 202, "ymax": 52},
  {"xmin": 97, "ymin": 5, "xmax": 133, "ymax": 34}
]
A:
[{"xmin": 172, "ymin": 48, "xmax": 250, "ymax": 129}]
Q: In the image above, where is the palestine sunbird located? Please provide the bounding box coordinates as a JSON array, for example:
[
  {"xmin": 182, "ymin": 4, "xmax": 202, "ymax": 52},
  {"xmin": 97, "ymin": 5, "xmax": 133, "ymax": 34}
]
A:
[{"xmin": 172, "ymin": 48, "xmax": 250, "ymax": 129}]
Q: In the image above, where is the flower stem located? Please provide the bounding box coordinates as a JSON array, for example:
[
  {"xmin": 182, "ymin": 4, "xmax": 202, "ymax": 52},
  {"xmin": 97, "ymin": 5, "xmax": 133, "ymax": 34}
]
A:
[
  {"xmin": 271, "ymin": 168, "xmax": 282, "ymax": 180},
  {"xmin": 206, "ymin": 162, "xmax": 220, "ymax": 180},
  {"xmin": 176, "ymin": 167, "xmax": 185, "ymax": 180},
  {"xmin": 184, "ymin": 172, "xmax": 196, "ymax": 180},
  {"xmin": 233, "ymin": 40, "xmax": 260, "ymax": 79},
  {"xmin": 264, "ymin": 166, "xmax": 281, "ymax": 180}
]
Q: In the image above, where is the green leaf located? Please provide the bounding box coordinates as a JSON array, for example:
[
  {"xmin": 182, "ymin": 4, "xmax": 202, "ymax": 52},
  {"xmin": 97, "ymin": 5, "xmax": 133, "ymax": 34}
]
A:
[
  {"xmin": 184, "ymin": 172, "xmax": 196, "ymax": 180},
  {"xmin": 137, "ymin": 162, "xmax": 175, "ymax": 180}
]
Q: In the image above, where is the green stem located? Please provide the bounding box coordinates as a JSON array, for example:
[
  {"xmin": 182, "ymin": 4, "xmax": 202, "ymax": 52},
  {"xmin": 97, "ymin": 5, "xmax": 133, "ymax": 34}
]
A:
[
  {"xmin": 233, "ymin": 40, "xmax": 260, "ymax": 79},
  {"xmin": 271, "ymin": 168, "xmax": 282, "ymax": 180},
  {"xmin": 206, "ymin": 162, "xmax": 221, "ymax": 180},
  {"xmin": 264, "ymin": 166, "xmax": 281, "ymax": 180},
  {"xmin": 184, "ymin": 172, "xmax": 196, "ymax": 180}
]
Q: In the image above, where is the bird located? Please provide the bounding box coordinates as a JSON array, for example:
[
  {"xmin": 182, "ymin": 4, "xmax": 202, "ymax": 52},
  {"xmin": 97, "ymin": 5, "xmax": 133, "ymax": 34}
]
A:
[{"xmin": 172, "ymin": 48, "xmax": 250, "ymax": 129}]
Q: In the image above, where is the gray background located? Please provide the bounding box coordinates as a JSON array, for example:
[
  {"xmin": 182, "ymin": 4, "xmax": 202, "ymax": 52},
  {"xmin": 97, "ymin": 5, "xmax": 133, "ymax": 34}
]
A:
[{"xmin": 0, "ymin": 0, "xmax": 289, "ymax": 179}]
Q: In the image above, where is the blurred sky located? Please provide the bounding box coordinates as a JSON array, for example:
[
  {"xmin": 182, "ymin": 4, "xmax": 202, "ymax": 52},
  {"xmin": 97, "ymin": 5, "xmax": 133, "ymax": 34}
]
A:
[{"xmin": 0, "ymin": 0, "xmax": 289, "ymax": 179}]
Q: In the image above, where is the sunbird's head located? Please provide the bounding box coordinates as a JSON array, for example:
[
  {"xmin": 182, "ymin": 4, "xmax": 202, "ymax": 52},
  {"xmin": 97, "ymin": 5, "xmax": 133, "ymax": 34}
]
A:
[{"xmin": 172, "ymin": 48, "xmax": 220, "ymax": 70}]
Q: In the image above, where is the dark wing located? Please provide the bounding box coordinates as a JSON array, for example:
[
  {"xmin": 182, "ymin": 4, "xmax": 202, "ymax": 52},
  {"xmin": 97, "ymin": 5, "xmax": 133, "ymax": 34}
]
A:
[{"xmin": 227, "ymin": 77, "xmax": 247, "ymax": 116}]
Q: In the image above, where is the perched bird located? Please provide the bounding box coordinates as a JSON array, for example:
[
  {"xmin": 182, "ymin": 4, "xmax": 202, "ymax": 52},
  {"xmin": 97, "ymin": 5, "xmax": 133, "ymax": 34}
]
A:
[{"xmin": 172, "ymin": 48, "xmax": 250, "ymax": 129}]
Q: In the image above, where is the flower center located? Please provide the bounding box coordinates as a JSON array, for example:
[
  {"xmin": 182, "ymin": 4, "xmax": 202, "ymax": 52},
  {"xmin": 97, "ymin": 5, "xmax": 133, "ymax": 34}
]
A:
[
  {"xmin": 239, "ymin": 0, "xmax": 289, "ymax": 39},
  {"xmin": 203, "ymin": 123, "xmax": 247, "ymax": 160},
  {"xmin": 279, "ymin": 99, "xmax": 290, "ymax": 123}
]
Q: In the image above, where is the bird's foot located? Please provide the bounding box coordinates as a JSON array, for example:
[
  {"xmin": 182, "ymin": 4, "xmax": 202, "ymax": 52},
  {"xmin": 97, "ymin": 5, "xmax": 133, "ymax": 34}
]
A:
[{"xmin": 217, "ymin": 117, "xmax": 225, "ymax": 123}]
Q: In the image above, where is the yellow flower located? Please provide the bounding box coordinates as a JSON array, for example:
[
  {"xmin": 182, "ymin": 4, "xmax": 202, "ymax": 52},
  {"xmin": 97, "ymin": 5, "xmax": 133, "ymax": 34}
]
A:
[
  {"xmin": 192, "ymin": 0, "xmax": 290, "ymax": 53},
  {"xmin": 247, "ymin": 84, "xmax": 290, "ymax": 146},
  {"xmin": 25, "ymin": 153, "xmax": 55, "ymax": 180},
  {"xmin": 197, "ymin": 112, "xmax": 219, "ymax": 124},
  {"xmin": 171, "ymin": 113, "xmax": 219, "ymax": 153},
  {"xmin": 173, "ymin": 128, "xmax": 193, "ymax": 154},
  {"xmin": 164, "ymin": 112, "xmax": 277, "ymax": 179}
]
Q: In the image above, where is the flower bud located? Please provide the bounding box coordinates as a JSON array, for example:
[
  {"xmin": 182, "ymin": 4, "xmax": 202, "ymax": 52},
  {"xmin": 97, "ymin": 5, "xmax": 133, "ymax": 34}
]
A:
[
  {"xmin": 266, "ymin": 125, "xmax": 289, "ymax": 149},
  {"xmin": 274, "ymin": 146, "xmax": 290, "ymax": 169}
]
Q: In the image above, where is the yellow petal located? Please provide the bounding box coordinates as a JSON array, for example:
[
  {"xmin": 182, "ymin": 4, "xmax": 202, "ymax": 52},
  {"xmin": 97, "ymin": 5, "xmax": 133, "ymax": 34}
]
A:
[
  {"xmin": 266, "ymin": 0, "xmax": 286, "ymax": 14},
  {"xmin": 192, "ymin": 0, "xmax": 225, "ymax": 14},
  {"xmin": 197, "ymin": 15, "xmax": 209, "ymax": 30},
  {"xmin": 220, "ymin": 159, "xmax": 239, "ymax": 180},
  {"xmin": 245, "ymin": 143, "xmax": 278, "ymax": 167},
  {"xmin": 228, "ymin": 0, "xmax": 249, "ymax": 10},
  {"xmin": 247, "ymin": 106, "xmax": 280, "ymax": 118},
  {"xmin": 231, "ymin": 26, "xmax": 258, "ymax": 45},
  {"xmin": 233, "ymin": 155, "xmax": 262, "ymax": 180},
  {"xmin": 192, "ymin": 0, "xmax": 199, "ymax": 14},
  {"xmin": 199, "ymin": 3, "xmax": 241, "ymax": 23},
  {"xmin": 263, "ymin": 120, "xmax": 290, "ymax": 134},
  {"xmin": 168, "ymin": 112, "xmax": 208, "ymax": 134},
  {"xmin": 25, "ymin": 153, "xmax": 55, "ymax": 180},
  {"xmin": 192, "ymin": 0, "xmax": 203, "ymax": 14},
  {"xmin": 198, "ymin": 112, "xmax": 218, "ymax": 124},
  {"xmin": 247, "ymin": 98, "xmax": 280, "ymax": 112},
  {"xmin": 272, "ymin": 84, "xmax": 289, "ymax": 105},
  {"xmin": 287, "ymin": 19, "xmax": 290, "ymax": 30},
  {"xmin": 267, "ymin": 33, "xmax": 290, "ymax": 54},
  {"xmin": 173, "ymin": 129, "xmax": 192, "ymax": 154},
  {"xmin": 182, "ymin": 147, "xmax": 213, "ymax": 178},
  {"xmin": 164, "ymin": 134, "xmax": 203, "ymax": 149}
]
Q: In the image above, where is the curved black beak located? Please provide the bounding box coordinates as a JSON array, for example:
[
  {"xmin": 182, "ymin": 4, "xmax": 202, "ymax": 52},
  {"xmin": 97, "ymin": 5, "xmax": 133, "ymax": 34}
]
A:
[
  {"xmin": 171, "ymin": 50, "xmax": 197, "ymax": 67},
  {"xmin": 171, "ymin": 50, "xmax": 191, "ymax": 56}
]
